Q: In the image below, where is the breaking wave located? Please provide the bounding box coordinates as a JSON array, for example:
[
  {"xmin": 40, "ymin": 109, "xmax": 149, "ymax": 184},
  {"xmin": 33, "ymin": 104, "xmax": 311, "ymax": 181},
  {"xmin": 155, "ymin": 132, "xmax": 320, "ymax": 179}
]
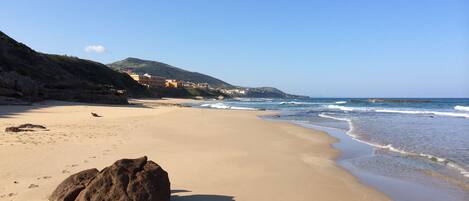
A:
[
  {"xmin": 326, "ymin": 105, "xmax": 370, "ymax": 112},
  {"xmin": 455, "ymin": 105, "xmax": 469, "ymax": 112},
  {"xmin": 279, "ymin": 101, "xmax": 329, "ymax": 105},
  {"xmin": 326, "ymin": 105, "xmax": 469, "ymax": 118},
  {"xmin": 200, "ymin": 103, "xmax": 256, "ymax": 110},
  {"xmin": 375, "ymin": 109, "xmax": 469, "ymax": 118}
]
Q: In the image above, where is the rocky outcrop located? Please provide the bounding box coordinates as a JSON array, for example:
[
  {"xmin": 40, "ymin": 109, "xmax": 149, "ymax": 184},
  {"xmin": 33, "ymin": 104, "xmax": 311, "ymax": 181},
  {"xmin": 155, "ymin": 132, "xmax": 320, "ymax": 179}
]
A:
[{"xmin": 50, "ymin": 156, "xmax": 170, "ymax": 201}]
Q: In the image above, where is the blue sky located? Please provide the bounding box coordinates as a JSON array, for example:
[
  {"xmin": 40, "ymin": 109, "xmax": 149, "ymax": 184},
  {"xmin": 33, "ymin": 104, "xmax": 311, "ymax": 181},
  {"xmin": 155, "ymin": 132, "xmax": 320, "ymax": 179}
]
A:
[{"xmin": 1, "ymin": 0, "xmax": 468, "ymax": 97}]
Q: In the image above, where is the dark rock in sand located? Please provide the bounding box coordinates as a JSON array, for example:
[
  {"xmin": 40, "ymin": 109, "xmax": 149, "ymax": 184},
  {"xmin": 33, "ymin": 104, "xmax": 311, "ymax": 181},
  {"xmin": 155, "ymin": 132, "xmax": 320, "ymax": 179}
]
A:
[
  {"xmin": 5, "ymin": 124, "xmax": 47, "ymax": 132},
  {"xmin": 50, "ymin": 169, "xmax": 99, "ymax": 201},
  {"xmin": 49, "ymin": 156, "xmax": 170, "ymax": 201},
  {"xmin": 90, "ymin": 112, "xmax": 101, "ymax": 117},
  {"xmin": 18, "ymin": 123, "xmax": 46, "ymax": 129},
  {"xmin": 5, "ymin": 127, "xmax": 26, "ymax": 132}
]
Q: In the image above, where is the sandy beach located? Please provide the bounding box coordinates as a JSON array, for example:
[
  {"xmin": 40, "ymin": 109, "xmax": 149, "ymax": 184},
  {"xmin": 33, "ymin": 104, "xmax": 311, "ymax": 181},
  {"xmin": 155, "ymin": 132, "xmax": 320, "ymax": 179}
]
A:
[{"xmin": 0, "ymin": 99, "xmax": 390, "ymax": 201}]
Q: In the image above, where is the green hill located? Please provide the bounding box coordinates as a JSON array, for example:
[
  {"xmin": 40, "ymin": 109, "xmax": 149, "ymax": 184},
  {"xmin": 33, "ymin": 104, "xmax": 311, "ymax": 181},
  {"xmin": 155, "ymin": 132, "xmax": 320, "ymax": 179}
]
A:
[
  {"xmin": 109, "ymin": 57, "xmax": 305, "ymax": 99},
  {"xmin": 0, "ymin": 31, "xmax": 149, "ymax": 104},
  {"xmin": 108, "ymin": 57, "xmax": 233, "ymax": 88}
]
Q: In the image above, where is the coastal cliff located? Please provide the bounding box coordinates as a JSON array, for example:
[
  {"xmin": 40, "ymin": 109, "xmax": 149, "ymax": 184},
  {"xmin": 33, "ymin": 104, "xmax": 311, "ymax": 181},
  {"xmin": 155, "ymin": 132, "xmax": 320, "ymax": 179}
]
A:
[{"xmin": 0, "ymin": 31, "xmax": 149, "ymax": 104}]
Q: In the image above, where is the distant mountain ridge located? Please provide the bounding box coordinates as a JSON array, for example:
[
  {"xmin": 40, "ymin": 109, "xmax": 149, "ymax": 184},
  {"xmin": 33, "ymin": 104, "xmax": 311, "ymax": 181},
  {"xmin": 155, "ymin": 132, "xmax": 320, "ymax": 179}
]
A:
[
  {"xmin": 108, "ymin": 58, "xmax": 233, "ymax": 88},
  {"xmin": 0, "ymin": 31, "xmax": 149, "ymax": 104},
  {"xmin": 109, "ymin": 58, "xmax": 305, "ymax": 99}
]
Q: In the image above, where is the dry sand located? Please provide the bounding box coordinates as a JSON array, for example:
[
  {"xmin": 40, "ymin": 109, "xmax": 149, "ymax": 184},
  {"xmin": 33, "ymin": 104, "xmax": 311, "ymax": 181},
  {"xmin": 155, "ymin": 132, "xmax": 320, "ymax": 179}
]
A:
[{"xmin": 0, "ymin": 99, "xmax": 390, "ymax": 201}]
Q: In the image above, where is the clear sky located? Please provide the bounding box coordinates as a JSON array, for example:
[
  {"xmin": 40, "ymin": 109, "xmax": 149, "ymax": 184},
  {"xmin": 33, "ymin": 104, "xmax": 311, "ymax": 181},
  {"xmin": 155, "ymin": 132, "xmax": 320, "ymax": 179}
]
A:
[{"xmin": 1, "ymin": 0, "xmax": 468, "ymax": 97}]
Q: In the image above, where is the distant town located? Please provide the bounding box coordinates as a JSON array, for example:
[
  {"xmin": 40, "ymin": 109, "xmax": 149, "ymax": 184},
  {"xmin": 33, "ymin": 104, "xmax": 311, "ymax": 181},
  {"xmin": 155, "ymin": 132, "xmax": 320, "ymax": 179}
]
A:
[{"xmin": 124, "ymin": 69, "xmax": 248, "ymax": 99}]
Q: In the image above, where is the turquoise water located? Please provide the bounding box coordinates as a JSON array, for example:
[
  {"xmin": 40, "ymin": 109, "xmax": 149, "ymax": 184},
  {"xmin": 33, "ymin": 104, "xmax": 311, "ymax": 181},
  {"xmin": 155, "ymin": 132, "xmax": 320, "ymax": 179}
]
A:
[{"xmin": 193, "ymin": 98, "xmax": 469, "ymax": 200}]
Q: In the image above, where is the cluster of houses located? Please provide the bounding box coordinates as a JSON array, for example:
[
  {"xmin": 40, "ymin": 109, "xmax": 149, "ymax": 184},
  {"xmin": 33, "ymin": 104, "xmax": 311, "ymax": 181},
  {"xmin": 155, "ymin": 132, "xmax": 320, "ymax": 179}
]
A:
[
  {"xmin": 219, "ymin": 88, "xmax": 246, "ymax": 96},
  {"xmin": 126, "ymin": 70, "xmax": 210, "ymax": 89}
]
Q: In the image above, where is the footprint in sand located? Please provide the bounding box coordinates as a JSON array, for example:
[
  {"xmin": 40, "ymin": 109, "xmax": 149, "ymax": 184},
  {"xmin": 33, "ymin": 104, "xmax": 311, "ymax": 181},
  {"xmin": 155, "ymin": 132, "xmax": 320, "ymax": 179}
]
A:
[
  {"xmin": 0, "ymin": 193, "xmax": 17, "ymax": 198},
  {"xmin": 28, "ymin": 184, "xmax": 39, "ymax": 188},
  {"xmin": 62, "ymin": 170, "xmax": 70, "ymax": 174},
  {"xmin": 37, "ymin": 176, "xmax": 52, "ymax": 180}
]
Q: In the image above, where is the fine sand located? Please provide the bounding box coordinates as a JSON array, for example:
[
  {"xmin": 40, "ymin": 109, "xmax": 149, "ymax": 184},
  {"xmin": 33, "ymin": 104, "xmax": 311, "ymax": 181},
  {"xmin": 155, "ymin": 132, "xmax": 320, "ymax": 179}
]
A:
[{"xmin": 0, "ymin": 99, "xmax": 390, "ymax": 201}]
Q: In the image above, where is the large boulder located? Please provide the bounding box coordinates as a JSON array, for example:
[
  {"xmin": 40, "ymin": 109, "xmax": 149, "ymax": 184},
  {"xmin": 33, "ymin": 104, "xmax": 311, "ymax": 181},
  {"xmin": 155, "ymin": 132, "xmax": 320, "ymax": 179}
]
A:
[{"xmin": 50, "ymin": 156, "xmax": 170, "ymax": 201}]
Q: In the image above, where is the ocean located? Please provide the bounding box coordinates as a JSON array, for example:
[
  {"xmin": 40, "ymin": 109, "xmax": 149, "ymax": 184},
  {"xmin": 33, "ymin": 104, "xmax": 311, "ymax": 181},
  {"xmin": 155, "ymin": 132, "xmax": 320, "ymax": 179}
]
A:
[{"xmin": 191, "ymin": 98, "xmax": 469, "ymax": 201}]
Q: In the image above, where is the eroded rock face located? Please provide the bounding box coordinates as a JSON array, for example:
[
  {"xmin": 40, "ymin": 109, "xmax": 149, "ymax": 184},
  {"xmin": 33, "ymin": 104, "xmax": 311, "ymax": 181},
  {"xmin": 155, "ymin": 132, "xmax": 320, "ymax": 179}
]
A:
[{"xmin": 50, "ymin": 156, "xmax": 170, "ymax": 201}]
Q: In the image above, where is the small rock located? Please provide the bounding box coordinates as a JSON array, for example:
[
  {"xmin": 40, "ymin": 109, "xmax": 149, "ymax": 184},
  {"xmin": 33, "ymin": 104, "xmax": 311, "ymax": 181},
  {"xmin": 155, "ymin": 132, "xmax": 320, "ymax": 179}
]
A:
[
  {"xmin": 90, "ymin": 112, "xmax": 102, "ymax": 117},
  {"xmin": 5, "ymin": 127, "xmax": 29, "ymax": 132}
]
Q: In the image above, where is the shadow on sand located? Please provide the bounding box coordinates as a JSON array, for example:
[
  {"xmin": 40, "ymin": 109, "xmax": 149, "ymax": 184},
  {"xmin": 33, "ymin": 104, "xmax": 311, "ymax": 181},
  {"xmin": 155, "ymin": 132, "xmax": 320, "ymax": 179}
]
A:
[
  {"xmin": 0, "ymin": 100, "xmax": 152, "ymax": 119},
  {"xmin": 171, "ymin": 190, "xmax": 235, "ymax": 201}
]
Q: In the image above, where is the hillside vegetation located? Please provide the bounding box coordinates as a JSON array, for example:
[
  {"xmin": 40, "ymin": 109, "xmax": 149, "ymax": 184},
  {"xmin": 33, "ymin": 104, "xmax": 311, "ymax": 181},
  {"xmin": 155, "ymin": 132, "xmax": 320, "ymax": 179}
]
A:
[
  {"xmin": 109, "ymin": 58, "xmax": 233, "ymax": 89},
  {"xmin": 0, "ymin": 31, "xmax": 149, "ymax": 104}
]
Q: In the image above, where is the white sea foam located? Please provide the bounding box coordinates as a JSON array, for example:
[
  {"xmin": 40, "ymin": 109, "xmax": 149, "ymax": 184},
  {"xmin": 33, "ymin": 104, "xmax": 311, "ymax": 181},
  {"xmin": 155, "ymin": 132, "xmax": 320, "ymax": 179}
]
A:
[
  {"xmin": 201, "ymin": 103, "xmax": 230, "ymax": 109},
  {"xmin": 318, "ymin": 113, "xmax": 358, "ymax": 138},
  {"xmin": 375, "ymin": 109, "xmax": 469, "ymax": 118},
  {"xmin": 279, "ymin": 101, "xmax": 326, "ymax": 105},
  {"xmin": 200, "ymin": 103, "xmax": 256, "ymax": 110},
  {"xmin": 327, "ymin": 105, "xmax": 353, "ymax": 111},
  {"xmin": 233, "ymin": 98, "xmax": 274, "ymax": 102},
  {"xmin": 335, "ymin": 101, "xmax": 347, "ymax": 104},
  {"xmin": 327, "ymin": 105, "xmax": 370, "ymax": 112},
  {"xmin": 229, "ymin": 106, "xmax": 257, "ymax": 110},
  {"xmin": 318, "ymin": 112, "xmax": 469, "ymax": 178},
  {"xmin": 455, "ymin": 105, "xmax": 469, "ymax": 112},
  {"xmin": 326, "ymin": 105, "xmax": 469, "ymax": 118}
]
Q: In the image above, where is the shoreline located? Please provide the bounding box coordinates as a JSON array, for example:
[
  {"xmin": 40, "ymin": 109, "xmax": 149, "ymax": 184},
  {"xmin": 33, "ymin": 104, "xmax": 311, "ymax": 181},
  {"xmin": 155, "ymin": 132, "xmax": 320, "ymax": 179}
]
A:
[
  {"xmin": 294, "ymin": 122, "xmax": 467, "ymax": 201},
  {"xmin": 192, "ymin": 100, "xmax": 469, "ymax": 200},
  {"xmin": 0, "ymin": 99, "xmax": 389, "ymax": 201}
]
